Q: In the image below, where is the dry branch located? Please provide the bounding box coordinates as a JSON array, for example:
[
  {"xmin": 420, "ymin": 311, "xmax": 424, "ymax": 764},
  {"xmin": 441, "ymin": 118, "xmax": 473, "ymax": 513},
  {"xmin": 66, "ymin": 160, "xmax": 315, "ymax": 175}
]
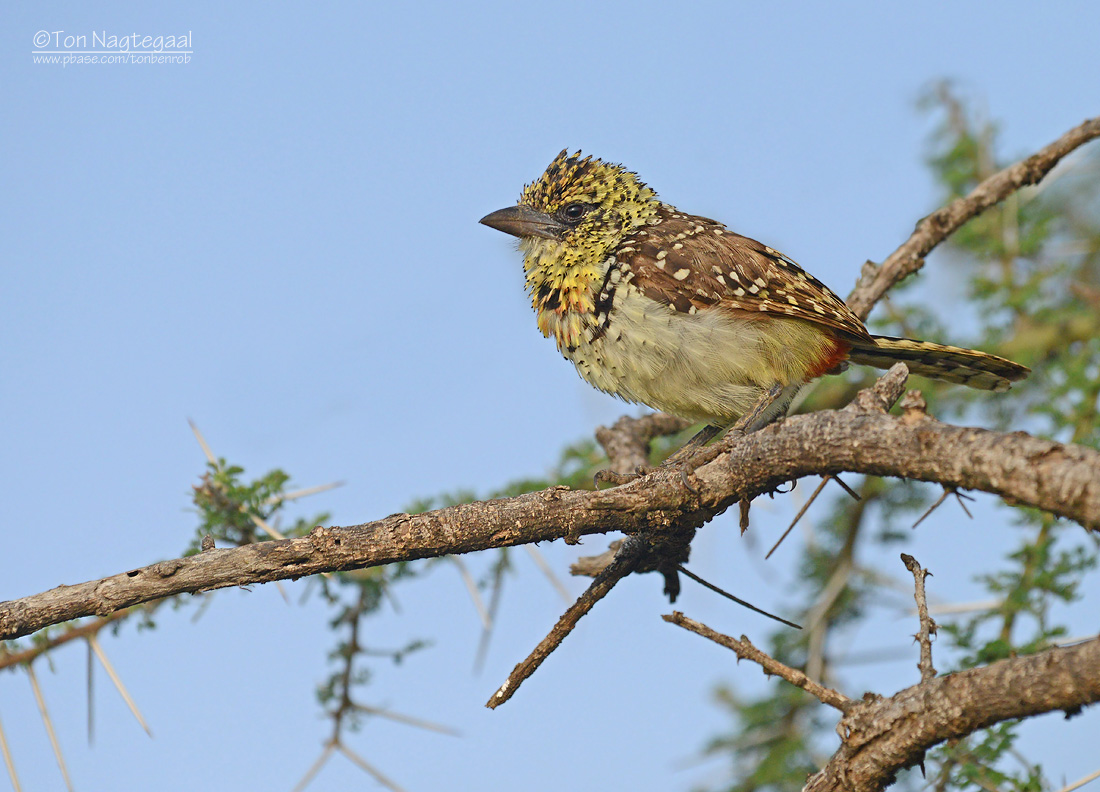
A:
[
  {"xmin": 3, "ymin": 366, "xmax": 1099, "ymax": 642},
  {"xmin": 486, "ymin": 535, "xmax": 648, "ymax": 708},
  {"xmin": 5, "ymin": 117, "xmax": 1095, "ymax": 648},
  {"xmin": 595, "ymin": 413, "xmax": 690, "ymax": 475},
  {"xmin": 847, "ymin": 114, "xmax": 1100, "ymax": 319},
  {"xmin": 664, "ymin": 612, "xmax": 851, "ymax": 711},
  {"xmin": 901, "ymin": 554, "xmax": 937, "ymax": 682},
  {"xmin": 0, "ymin": 610, "xmax": 131, "ymax": 671},
  {"xmin": 803, "ymin": 636, "xmax": 1100, "ymax": 792}
]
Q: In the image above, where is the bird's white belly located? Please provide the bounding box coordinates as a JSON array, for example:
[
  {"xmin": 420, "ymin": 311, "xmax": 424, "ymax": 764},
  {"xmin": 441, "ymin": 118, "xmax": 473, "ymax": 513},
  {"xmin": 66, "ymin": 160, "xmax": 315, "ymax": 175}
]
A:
[{"xmin": 565, "ymin": 285, "xmax": 828, "ymax": 425}]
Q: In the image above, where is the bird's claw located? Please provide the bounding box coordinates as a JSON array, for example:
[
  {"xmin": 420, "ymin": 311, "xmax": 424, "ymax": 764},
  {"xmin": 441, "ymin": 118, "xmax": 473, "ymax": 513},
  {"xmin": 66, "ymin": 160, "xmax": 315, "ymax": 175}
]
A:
[
  {"xmin": 594, "ymin": 459, "xmax": 701, "ymax": 494},
  {"xmin": 593, "ymin": 465, "xmax": 654, "ymax": 489}
]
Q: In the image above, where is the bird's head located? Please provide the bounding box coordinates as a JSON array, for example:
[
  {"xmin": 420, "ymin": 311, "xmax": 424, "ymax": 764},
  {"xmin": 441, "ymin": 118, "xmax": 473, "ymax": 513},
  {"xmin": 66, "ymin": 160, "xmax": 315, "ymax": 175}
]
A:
[{"xmin": 480, "ymin": 150, "xmax": 659, "ymax": 262}]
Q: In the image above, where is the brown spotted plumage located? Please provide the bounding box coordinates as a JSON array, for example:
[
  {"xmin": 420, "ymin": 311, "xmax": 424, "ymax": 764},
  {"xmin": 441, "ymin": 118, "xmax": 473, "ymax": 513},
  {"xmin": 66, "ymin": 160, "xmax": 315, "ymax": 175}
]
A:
[
  {"xmin": 613, "ymin": 206, "xmax": 870, "ymax": 338},
  {"xmin": 481, "ymin": 151, "xmax": 1030, "ymax": 432}
]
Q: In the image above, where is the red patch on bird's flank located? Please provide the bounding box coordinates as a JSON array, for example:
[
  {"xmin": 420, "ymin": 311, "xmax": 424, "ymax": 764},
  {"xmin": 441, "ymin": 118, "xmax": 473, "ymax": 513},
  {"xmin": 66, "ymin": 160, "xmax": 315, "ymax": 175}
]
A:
[{"xmin": 807, "ymin": 338, "xmax": 852, "ymax": 379}]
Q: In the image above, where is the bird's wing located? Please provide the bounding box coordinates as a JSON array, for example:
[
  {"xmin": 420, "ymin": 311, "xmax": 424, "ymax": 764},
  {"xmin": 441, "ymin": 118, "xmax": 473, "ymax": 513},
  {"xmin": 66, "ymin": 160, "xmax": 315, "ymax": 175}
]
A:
[{"xmin": 614, "ymin": 208, "xmax": 873, "ymax": 342}]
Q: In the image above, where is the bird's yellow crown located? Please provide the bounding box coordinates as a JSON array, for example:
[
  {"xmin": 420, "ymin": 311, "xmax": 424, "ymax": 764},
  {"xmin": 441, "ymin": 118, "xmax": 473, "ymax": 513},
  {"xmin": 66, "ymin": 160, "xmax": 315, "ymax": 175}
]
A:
[{"xmin": 519, "ymin": 150, "xmax": 658, "ymax": 227}]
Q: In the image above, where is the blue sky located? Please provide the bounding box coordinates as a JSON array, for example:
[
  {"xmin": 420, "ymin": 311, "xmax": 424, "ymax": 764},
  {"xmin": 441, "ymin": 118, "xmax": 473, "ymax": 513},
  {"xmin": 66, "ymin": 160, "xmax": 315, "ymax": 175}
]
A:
[{"xmin": 2, "ymin": 2, "xmax": 1099, "ymax": 790}]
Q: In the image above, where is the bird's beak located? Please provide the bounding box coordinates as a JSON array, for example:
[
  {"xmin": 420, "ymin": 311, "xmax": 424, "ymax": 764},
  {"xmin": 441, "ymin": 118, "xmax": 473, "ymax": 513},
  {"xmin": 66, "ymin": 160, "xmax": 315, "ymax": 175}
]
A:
[{"xmin": 479, "ymin": 205, "xmax": 565, "ymax": 240}]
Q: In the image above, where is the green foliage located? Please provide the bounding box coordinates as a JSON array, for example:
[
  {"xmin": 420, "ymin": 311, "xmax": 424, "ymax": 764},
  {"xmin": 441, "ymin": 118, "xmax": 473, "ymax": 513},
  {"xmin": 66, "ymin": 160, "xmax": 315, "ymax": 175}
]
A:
[
  {"xmin": 701, "ymin": 684, "xmax": 821, "ymax": 792},
  {"xmin": 186, "ymin": 457, "xmax": 434, "ymax": 738},
  {"xmin": 183, "ymin": 435, "xmax": 613, "ymax": 744},
  {"xmin": 189, "ymin": 459, "xmax": 329, "ymax": 551},
  {"xmin": 934, "ymin": 723, "xmax": 1044, "ymax": 792},
  {"xmin": 940, "ymin": 524, "xmax": 1096, "ymax": 668}
]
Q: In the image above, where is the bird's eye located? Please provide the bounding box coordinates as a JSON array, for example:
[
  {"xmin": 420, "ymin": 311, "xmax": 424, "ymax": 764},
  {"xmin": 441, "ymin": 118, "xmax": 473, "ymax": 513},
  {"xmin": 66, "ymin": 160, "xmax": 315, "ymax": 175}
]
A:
[{"xmin": 559, "ymin": 203, "xmax": 591, "ymax": 223}]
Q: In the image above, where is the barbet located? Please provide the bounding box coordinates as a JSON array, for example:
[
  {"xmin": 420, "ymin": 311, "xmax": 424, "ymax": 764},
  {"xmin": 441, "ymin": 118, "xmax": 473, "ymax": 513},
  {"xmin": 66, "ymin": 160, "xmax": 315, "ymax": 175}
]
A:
[{"xmin": 481, "ymin": 150, "xmax": 1029, "ymax": 456}]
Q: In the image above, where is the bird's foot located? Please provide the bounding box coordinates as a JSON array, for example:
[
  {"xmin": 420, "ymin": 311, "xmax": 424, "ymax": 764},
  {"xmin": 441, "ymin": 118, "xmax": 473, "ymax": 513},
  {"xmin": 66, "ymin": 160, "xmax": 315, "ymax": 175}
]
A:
[
  {"xmin": 593, "ymin": 453, "xmax": 707, "ymax": 493},
  {"xmin": 593, "ymin": 465, "xmax": 655, "ymax": 489},
  {"xmin": 594, "ymin": 422, "xmax": 729, "ymax": 491}
]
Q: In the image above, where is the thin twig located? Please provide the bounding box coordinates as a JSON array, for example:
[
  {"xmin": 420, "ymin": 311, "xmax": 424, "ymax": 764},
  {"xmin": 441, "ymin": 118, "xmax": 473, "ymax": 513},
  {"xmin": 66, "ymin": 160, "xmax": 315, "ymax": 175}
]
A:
[
  {"xmin": 901, "ymin": 554, "xmax": 937, "ymax": 682},
  {"xmin": 663, "ymin": 612, "xmax": 852, "ymax": 712},
  {"xmin": 88, "ymin": 634, "xmax": 152, "ymax": 736},
  {"xmin": 524, "ymin": 545, "xmax": 571, "ymax": 603},
  {"xmin": 27, "ymin": 665, "xmax": 73, "ymax": 792},
  {"xmin": 305, "ymin": 587, "xmax": 408, "ymax": 789},
  {"xmin": 290, "ymin": 742, "xmax": 336, "ymax": 792},
  {"xmin": 0, "ymin": 712, "xmax": 21, "ymax": 792},
  {"xmin": 767, "ymin": 477, "xmax": 830, "ymax": 559},
  {"xmin": 486, "ymin": 536, "xmax": 648, "ymax": 709},
  {"xmin": 351, "ymin": 703, "xmax": 460, "ymax": 736},
  {"xmin": 1055, "ymin": 767, "xmax": 1100, "ymax": 792},
  {"xmin": 675, "ymin": 565, "xmax": 801, "ymax": 629},
  {"xmin": 0, "ymin": 610, "xmax": 131, "ymax": 671},
  {"xmin": 336, "ymin": 742, "xmax": 407, "ymax": 792},
  {"xmin": 6, "ymin": 371, "xmax": 1100, "ymax": 642}
]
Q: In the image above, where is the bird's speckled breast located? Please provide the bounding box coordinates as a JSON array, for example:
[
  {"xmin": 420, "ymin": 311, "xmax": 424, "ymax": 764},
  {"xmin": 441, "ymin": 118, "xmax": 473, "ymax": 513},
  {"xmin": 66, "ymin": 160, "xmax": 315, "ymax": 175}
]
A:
[{"xmin": 562, "ymin": 270, "xmax": 838, "ymax": 426}]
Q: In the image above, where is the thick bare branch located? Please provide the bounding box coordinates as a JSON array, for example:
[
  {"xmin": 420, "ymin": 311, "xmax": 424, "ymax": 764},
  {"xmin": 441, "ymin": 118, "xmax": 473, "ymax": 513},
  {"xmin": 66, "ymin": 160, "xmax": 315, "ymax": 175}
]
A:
[
  {"xmin": 3, "ymin": 368, "xmax": 1098, "ymax": 642},
  {"xmin": 847, "ymin": 115, "xmax": 1100, "ymax": 319},
  {"xmin": 803, "ymin": 636, "xmax": 1100, "ymax": 792}
]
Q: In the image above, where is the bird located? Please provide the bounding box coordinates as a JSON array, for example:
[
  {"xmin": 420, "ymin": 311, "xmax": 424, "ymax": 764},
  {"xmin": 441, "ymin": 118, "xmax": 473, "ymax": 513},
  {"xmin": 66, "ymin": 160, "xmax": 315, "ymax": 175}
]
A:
[{"xmin": 480, "ymin": 150, "xmax": 1030, "ymax": 458}]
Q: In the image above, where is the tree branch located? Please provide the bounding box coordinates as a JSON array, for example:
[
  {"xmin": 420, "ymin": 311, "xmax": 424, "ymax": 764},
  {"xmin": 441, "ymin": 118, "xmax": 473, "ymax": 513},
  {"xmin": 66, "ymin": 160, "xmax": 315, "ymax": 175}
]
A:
[
  {"xmin": 847, "ymin": 114, "xmax": 1100, "ymax": 319},
  {"xmin": 0, "ymin": 610, "xmax": 132, "ymax": 670},
  {"xmin": 486, "ymin": 535, "xmax": 648, "ymax": 708},
  {"xmin": 595, "ymin": 413, "xmax": 690, "ymax": 475},
  {"xmin": 664, "ymin": 612, "xmax": 851, "ymax": 712},
  {"xmin": 901, "ymin": 554, "xmax": 937, "ymax": 682},
  {"xmin": 3, "ymin": 368, "xmax": 1099, "ymax": 641},
  {"xmin": 803, "ymin": 636, "xmax": 1100, "ymax": 792}
]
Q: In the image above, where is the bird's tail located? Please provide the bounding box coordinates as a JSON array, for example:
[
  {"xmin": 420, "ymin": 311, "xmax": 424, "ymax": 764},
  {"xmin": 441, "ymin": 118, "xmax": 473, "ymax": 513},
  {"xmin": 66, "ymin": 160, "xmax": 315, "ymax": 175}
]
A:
[{"xmin": 847, "ymin": 335, "xmax": 1030, "ymax": 392}]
